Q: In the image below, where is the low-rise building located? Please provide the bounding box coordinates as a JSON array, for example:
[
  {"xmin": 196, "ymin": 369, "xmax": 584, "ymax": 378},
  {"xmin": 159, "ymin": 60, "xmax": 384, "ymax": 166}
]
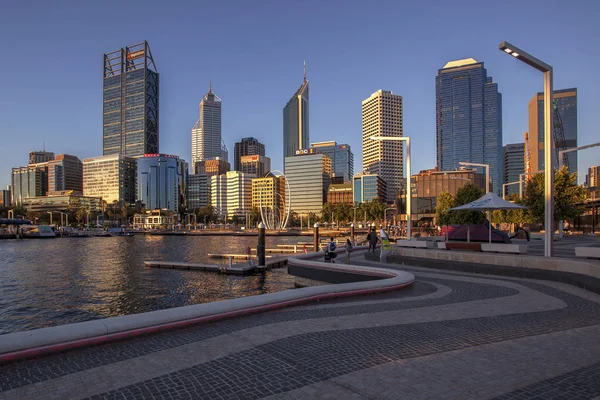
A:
[
  {"xmin": 327, "ymin": 183, "xmax": 353, "ymax": 205},
  {"xmin": 133, "ymin": 210, "xmax": 176, "ymax": 230},
  {"xmin": 21, "ymin": 190, "xmax": 102, "ymax": 213}
]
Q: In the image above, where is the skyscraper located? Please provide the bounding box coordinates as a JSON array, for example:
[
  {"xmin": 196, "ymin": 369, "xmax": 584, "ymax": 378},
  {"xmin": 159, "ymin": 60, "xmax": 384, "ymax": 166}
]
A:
[
  {"xmin": 528, "ymin": 88, "xmax": 577, "ymax": 174},
  {"xmin": 47, "ymin": 155, "xmax": 83, "ymax": 194},
  {"xmin": 436, "ymin": 58, "xmax": 503, "ymax": 194},
  {"xmin": 29, "ymin": 151, "xmax": 55, "ymax": 165},
  {"xmin": 11, "ymin": 164, "xmax": 48, "ymax": 206},
  {"xmin": 284, "ymin": 152, "xmax": 331, "ymax": 215},
  {"xmin": 234, "ymin": 137, "xmax": 265, "ymax": 171},
  {"xmin": 191, "ymin": 84, "xmax": 228, "ymax": 165},
  {"xmin": 311, "ymin": 141, "xmax": 354, "ymax": 183},
  {"xmin": 283, "ymin": 63, "xmax": 309, "ymax": 163},
  {"xmin": 362, "ymin": 90, "xmax": 403, "ymax": 202},
  {"xmin": 240, "ymin": 155, "xmax": 271, "ymax": 177},
  {"xmin": 585, "ymin": 166, "xmax": 599, "ymax": 188},
  {"xmin": 83, "ymin": 155, "xmax": 137, "ymax": 204},
  {"xmin": 137, "ymin": 154, "xmax": 187, "ymax": 213},
  {"xmin": 503, "ymin": 143, "xmax": 525, "ymax": 196},
  {"xmin": 103, "ymin": 41, "xmax": 159, "ymax": 157}
]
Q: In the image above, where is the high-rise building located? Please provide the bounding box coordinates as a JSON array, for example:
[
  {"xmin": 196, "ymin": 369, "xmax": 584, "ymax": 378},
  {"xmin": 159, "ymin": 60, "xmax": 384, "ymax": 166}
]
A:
[
  {"xmin": 1, "ymin": 186, "xmax": 11, "ymax": 207},
  {"xmin": 210, "ymin": 171, "xmax": 253, "ymax": 220},
  {"xmin": 103, "ymin": 41, "xmax": 159, "ymax": 157},
  {"xmin": 191, "ymin": 84, "xmax": 228, "ymax": 165},
  {"xmin": 137, "ymin": 154, "xmax": 187, "ymax": 213},
  {"xmin": 503, "ymin": 143, "xmax": 525, "ymax": 196},
  {"xmin": 234, "ymin": 137, "xmax": 265, "ymax": 171},
  {"xmin": 29, "ymin": 151, "xmax": 55, "ymax": 165},
  {"xmin": 284, "ymin": 152, "xmax": 331, "ymax": 215},
  {"xmin": 251, "ymin": 176, "xmax": 286, "ymax": 213},
  {"xmin": 11, "ymin": 164, "xmax": 48, "ymax": 206},
  {"xmin": 195, "ymin": 159, "xmax": 230, "ymax": 176},
  {"xmin": 436, "ymin": 58, "xmax": 503, "ymax": 194},
  {"xmin": 585, "ymin": 166, "xmax": 600, "ymax": 188},
  {"xmin": 187, "ymin": 174, "xmax": 210, "ymax": 210},
  {"xmin": 47, "ymin": 155, "xmax": 83, "ymax": 194},
  {"xmin": 362, "ymin": 89, "xmax": 403, "ymax": 202},
  {"xmin": 83, "ymin": 154, "xmax": 137, "ymax": 204},
  {"xmin": 353, "ymin": 173, "xmax": 387, "ymax": 204},
  {"xmin": 240, "ymin": 155, "xmax": 271, "ymax": 178},
  {"xmin": 283, "ymin": 64, "xmax": 309, "ymax": 162},
  {"xmin": 528, "ymin": 88, "xmax": 577, "ymax": 174},
  {"xmin": 311, "ymin": 141, "xmax": 354, "ymax": 183}
]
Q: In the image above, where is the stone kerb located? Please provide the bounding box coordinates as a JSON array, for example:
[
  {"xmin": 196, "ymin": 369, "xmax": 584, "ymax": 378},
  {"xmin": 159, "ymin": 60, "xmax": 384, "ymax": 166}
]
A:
[{"xmin": 0, "ymin": 248, "xmax": 414, "ymax": 364}]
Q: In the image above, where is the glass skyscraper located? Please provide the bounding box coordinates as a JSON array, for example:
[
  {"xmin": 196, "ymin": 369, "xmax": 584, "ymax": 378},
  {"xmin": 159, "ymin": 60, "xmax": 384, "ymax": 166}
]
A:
[
  {"xmin": 284, "ymin": 153, "xmax": 331, "ymax": 215},
  {"xmin": 310, "ymin": 141, "xmax": 354, "ymax": 183},
  {"xmin": 436, "ymin": 58, "xmax": 503, "ymax": 194},
  {"xmin": 503, "ymin": 143, "xmax": 524, "ymax": 196},
  {"xmin": 283, "ymin": 65, "xmax": 309, "ymax": 164},
  {"xmin": 234, "ymin": 137, "xmax": 265, "ymax": 172},
  {"xmin": 137, "ymin": 154, "xmax": 187, "ymax": 213},
  {"xmin": 103, "ymin": 41, "xmax": 159, "ymax": 157}
]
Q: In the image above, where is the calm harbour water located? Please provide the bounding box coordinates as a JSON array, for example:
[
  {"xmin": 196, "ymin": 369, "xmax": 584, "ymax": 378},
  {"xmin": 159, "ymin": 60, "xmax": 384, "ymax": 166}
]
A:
[{"xmin": 0, "ymin": 234, "xmax": 300, "ymax": 335}]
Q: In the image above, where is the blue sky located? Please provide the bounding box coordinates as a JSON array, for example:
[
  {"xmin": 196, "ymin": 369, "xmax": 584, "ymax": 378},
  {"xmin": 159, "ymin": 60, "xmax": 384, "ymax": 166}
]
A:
[{"xmin": 1, "ymin": 0, "xmax": 599, "ymax": 188}]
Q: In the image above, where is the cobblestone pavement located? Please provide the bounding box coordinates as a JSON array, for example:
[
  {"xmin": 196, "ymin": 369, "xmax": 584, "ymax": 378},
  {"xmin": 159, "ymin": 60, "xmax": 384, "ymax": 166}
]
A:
[{"xmin": 1, "ymin": 256, "xmax": 600, "ymax": 400}]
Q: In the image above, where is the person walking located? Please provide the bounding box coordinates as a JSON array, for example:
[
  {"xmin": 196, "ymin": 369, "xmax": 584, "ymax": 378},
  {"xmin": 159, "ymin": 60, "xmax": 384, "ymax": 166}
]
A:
[
  {"xmin": 367, "ymin": 229, "xmax": 378, "ymax": 253},
  {"xmin": 326, "ymin": 237, "xmax": 337, "ymax": 263},
  {"xmin": 344, "ymin": 238, "xmax": 353, "ymax": 264}
]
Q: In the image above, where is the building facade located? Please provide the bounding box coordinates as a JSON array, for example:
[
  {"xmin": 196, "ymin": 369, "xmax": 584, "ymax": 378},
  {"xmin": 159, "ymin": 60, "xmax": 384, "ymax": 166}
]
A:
[
  {"xmin": 436, "ymin": 58, "xmax": 503, "ymax": 194},
  {"xmin": 283, "ymin": 68, "xmax": 309, "ymax": 162},
  {"xmin": 585, "ymin": 166, "xmax": 600, "ymax": 188},
  {"xmin": 234, "ymin": 137, "xmax": 265, "ymax": 171},
  {"xmin": 191, "ymin": 84, "xmax": 228, "ymax": 165},
  {"xmin": 353, "ymin": 174, "xmax": 387, "ymax": 204},
  {"xmin": 21, "ymin": 191, "xmax": 103, "ymax": 214},
  {"xmin": 327, "ymin": 183, "xmax": 353, "ymax": 205},
  {"xmin": 83, "ymin": 154, "xmax": 137, "ymax": 204},
  {"xmin": 103, "ymin": 41, "xmax": 159, "ymax": 157},
  {"xmin": 252, "ymin": 176, "xmax": 286, "ymax": 211},
  {"xmin": 194, "ymin": 158, "xmax": 230, "ymax": 176},
  {"xmin": 1, "ymin": 186, "xmax": 11, "ymax": 207},
  {"xmin": 503, "ymin": 143, "xmax": 525, "ymax": 196},
  {"xmin": 311, "ymin": 141, "xmax": 354, "ymax": 183},
  {"xmin": 137, "ymin": 154, "xmax": 186, "ymax": 213},
  {"xmin": 210, "ymin": 171, "xmax": 253, "ymax": 220},
  {"xmin": 362, "ymin": 90, "xmax": 403, "ymax": 202},
  {"xmin": 11, "ymin": 164, "xmax": 48, "ymax": 206},
  {"xmin": 240, "ymin": 155, "xmax": 271, "ymax": 177},
  {"xmin": 29, "ymin": 151, "xmax": 55, "ymax": 165},
  {"xmin": 187, "ymin": 174, "xmax": 210, "ymax": 210},
  {"xmin": 47, "ymin": 154, "xmax": 83, "ymax": 194},
  {"xmin": 284, "ymin": 153, "xmax": 331, "ymax": 215},
  {"xmin": 528, "ymin": 88, "xmax": 577, "ymax": 174}
]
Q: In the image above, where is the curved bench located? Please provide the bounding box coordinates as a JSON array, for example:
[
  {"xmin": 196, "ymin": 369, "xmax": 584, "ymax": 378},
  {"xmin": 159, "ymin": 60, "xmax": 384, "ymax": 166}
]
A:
[{"xmin": 0, "ymin": 251, "xmax": 414, "ymax": 364}]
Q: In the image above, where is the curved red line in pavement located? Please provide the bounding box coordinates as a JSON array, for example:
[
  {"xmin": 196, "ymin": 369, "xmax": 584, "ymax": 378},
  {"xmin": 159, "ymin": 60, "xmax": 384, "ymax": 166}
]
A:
[{"xmin": 0, "ymin": 280, "xmax": 413, "ymax": 365}]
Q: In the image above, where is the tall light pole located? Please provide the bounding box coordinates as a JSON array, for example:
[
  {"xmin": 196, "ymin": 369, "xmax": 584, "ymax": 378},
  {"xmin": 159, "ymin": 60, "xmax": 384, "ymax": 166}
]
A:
[
  {"xmin": 503, "ymin": 181, "xmax": 521, "ymax": 199},
  {"xmin": 500, "ymin": 41, "xmax": 553, "ymax": 257},
  {"xmin": 370, "ymin": 136, "xmax": 411, "ymax": 239},
  {"xmin": 558, "ymin": 141, "xmax": 600, "ymax": 170},
  {"xmin": 46, "ymin": 211, "xmax": 53, "ymax": 225},
  {"xmin": 458, "ymin": 162, "xmax": 490, "ymax": 193}
]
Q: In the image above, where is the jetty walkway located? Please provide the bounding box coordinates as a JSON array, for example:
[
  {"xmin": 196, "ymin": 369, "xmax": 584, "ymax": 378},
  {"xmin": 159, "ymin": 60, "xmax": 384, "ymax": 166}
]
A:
[{"xmin": 1, "ymin": 252, "xmax": 600, "ymax": 399}]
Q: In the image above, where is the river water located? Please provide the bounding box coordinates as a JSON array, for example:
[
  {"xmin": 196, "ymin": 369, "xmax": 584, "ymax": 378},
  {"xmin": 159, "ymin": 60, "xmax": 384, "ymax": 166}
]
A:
[{"xmin": 0, "ymin": 234, "xmax": 302, "ymax": 335}]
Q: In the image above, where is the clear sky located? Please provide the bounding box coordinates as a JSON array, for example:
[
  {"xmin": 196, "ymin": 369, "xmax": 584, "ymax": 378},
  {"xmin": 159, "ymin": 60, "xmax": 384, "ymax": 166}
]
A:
[{"xmin": 1, "ymin": 0, "xmax": 599, "ymax": 189}]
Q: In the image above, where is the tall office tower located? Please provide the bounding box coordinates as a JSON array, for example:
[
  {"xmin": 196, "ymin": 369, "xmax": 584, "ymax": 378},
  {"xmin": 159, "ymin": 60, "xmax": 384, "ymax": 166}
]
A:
[
  {"xmin": 362, "ymin": 89, "xmax": 403, "ymax": 202},
  {"xmin": 11, "ymin": 164, "xmax": 48, "ymax": 206},
  {"xmin": 251, "ymin": 176, "xmax": 286, "ymax": 214},
  {"xmin": 585, "ymin": 166, "xmax": 600, "ymax": 188},
  {"xmin": 29, "ymin": 151, "xmax": 55, "ymax": 165},
  {"xmin": 194, "ymin": 159, "xmax": 230, "ymax": 176},
  {"xmin": 210, "ymin": 171, "xmax": 253, "ymax": 220},
  {"xmin": 284, "ymin": 153, "xmax": 331, "ymax": 215},
  {"xmin": 503, "ymin": 143, "xmax": 525, "ymax": 196},
  {"xmin": 1, "ymin": 186, "xmax": 11, "ymax": 207},
  {"xmin": 137, "ymin": 154, "xmax": 187, "ymax": 213},
  {"xmin": 234, "ymin": 137, "xmax": 265, "ymax": 171},
  {"xmin": 47, "ymin": 155, "xmax": 83, "ymax": 194},
  {"xmin": 311, "ymin": 141, "xmax": 354, "ymax": 183},
  {"xmin": 436, "ymin": 59, "xmax": 503, "ymax": 194},
  {"xmin": 83, "ymin": 154, "xmax": 137, "ymax": 204},
  {"xmin": 191, "ymin": 84, "xmax": 228, "ymax": 165},
  {"xmin": 103, "ymin": 41, "xmax": 159, "ymax": 157},
  {"xmin": 240, "ymin": 155, "xmax": 271, "ymax": 177},
  {"xmin": 283, "ymin": 63, "xmax": 309, "ymax": 163},
  {"xmin": 187, "ymin": 174, "xmax": 210, "ymax": 210},
  {"xmin": 528, "ymin": 88, "xmax": 577, "ymax": 174}
]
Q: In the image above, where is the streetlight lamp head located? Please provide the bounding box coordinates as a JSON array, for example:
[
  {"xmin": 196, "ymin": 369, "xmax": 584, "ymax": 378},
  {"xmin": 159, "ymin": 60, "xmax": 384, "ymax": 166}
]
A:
[{"xmin": 499, "ymin": 41, "xmax": 551, "ymax": 73}]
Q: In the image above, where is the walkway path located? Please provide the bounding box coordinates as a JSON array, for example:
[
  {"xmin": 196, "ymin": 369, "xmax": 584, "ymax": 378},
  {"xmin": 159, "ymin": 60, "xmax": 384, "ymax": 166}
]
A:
[{"xmin": 1, "ymin": 254, "xmax": 600, "ymax": 399}]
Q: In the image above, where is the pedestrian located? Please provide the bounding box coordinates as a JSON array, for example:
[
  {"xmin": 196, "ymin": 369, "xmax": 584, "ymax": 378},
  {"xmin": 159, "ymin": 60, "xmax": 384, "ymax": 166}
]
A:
[
  {"xmin": 344, "ymin": 238, "xmax": 353, "ymax": 264},
  {"xmin": 367, "ymin": 229, "xmax": 378, "ymax": 253},
  {"xmin": 326, "ymin": 237, "xmax": 337, "ymax": 263}
]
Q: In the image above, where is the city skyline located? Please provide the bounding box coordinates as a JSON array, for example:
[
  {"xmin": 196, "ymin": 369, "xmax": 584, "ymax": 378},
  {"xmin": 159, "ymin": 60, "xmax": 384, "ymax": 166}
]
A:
[{"xmin": 1, "ymin": 1, "xmax": 599, "ymax": 188}]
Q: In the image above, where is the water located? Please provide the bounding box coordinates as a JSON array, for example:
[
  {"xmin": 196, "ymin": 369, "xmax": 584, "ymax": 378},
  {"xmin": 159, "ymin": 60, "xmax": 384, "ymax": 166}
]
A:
[{"xmin": 0, "ymin": 234, "xmax": 302, "ymax": 335}]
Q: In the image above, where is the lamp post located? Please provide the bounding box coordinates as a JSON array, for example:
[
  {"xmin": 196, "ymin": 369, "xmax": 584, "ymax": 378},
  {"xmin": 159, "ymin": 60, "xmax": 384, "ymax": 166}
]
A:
[
  {"xmin": 370, "ymin": 136, "xmax": 411, "ymax": 239},
  {"xmin": 458, "ymin": 162, "xmax": 490, "ymax": 193},
  {"xmin": 500, "ymin": 41, "xmax": 553, "ymax": 257},
  {"xmin": 46, "ymin": 211, "xmax": 53, "ymax": 225},
  {"xmin": 502, "ymin": 181, "xmax": 521, "ymax": 199},
  {"xmin": 384, "ymin": 207, "xmax": 395, "ymax": 232},
  {"xmin": 558, "ymin": 141, "xmax": 600, "ymax": 170}
]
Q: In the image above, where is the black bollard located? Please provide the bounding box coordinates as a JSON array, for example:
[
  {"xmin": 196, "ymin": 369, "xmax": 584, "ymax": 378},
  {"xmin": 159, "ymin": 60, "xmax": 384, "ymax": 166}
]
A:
[
  {"xmin": 257, "ymin": 222, "xmax": 266, "ymax": 266},
  {"xmin": 313, "ymin": 223, "xmax": 319, "ymax": 252},
  {"xmin": 350, "ymin": 223, "xmax": 355, "ymax": 246}
]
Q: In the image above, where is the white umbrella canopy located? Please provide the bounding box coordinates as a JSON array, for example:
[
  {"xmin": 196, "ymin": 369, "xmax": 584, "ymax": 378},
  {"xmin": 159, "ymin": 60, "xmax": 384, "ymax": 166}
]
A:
[{"xmin": 448, "ymin": 192, "xmax": 527, "ymax": 243}]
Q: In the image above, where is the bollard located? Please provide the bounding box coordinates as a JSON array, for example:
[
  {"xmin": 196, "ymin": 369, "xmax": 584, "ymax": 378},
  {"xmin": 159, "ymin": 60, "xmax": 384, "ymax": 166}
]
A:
[
  {"xmin": 228, "ymin": 256, "xmax": 233, "ymax": 270},
  {"xmin": 257, "ymin": 222, "xmax": 266, "ymax": 266},
  {"xmin": 313, "ymin": 223, "xmax": 319, "ymax": 252},
  {"xmin": 350, "ymin": 223, "xmax": 355, "ymax": 246}
]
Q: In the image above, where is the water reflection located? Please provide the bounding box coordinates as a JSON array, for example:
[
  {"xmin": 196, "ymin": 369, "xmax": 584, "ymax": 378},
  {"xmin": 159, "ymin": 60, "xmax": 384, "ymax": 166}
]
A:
[{"xmin": 0, "ymin": 235, "xmax": 298, "ymax": 334}]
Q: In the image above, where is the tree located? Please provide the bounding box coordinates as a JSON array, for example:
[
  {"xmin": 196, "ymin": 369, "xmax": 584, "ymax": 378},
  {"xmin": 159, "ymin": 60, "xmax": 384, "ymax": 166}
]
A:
[
  {"xmin": 435, "ymin": 191, "xmax": 455, "ymax": 226},
  {"xmin": 321, "ymin": 202, "xmax": 334, "ymax": 223},
  {"xmin": 452, "ymin": 183, "xmax": 486, "ymax": 225}
]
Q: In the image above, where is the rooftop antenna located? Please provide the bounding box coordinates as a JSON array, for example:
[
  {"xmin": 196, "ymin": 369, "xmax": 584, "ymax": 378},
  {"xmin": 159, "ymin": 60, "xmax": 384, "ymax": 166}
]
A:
[
  {"xmin": 43, "ymin": 142, "xmax": 45, "ymax": 152},
  {"xmin": 303, "ymin": 60, "xmax": 306, "ymax": 82},
  {"xmin": 209, "ymin": 80, "xmax": 212, "ymax": 93}
]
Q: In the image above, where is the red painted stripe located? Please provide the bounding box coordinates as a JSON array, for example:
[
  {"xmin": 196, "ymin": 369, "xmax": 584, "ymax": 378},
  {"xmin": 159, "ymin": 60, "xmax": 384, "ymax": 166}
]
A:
[{"xmin": 0, "ymin": 280, "xmax": 413, "ymax": 364}]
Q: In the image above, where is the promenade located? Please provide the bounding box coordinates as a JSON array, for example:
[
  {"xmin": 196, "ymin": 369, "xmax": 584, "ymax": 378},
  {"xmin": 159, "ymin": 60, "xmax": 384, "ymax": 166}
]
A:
[{"xmin": 1, "ymin": 254, "xmax": 600, "ymax": 399}]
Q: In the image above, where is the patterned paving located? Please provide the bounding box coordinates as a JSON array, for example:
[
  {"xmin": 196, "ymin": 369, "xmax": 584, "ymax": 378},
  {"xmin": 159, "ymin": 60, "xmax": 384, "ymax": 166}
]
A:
[{"xmin": 1, "ymin": 255, "xmax": 600, "ymax": 400}]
